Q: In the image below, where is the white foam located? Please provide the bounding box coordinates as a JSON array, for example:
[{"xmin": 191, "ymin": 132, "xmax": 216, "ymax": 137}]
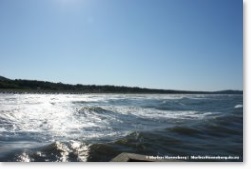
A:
[
  {"xmin": 0, "ymin": 94, "xmax": 221, "ymax": 142},
  {"xmin": 107, "ymin": 105, "xmax": 213, "ymax": 120},
  {"xmin": 16, "ymin": 152, "xmax": 31, "ymax": 162},
  {"xmin": 235, "ymin": 104, "xmax": 243, "ymax": 108}
]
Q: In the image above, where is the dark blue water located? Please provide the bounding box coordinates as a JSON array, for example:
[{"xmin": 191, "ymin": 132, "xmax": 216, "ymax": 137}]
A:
[{"xmin": 0, "ymin": 94, "xmax": 243, "ymax": 162}]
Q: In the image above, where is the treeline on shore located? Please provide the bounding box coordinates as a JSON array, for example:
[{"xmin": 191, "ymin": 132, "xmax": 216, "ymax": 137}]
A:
[{"xmin": 0, "ymin": 76, "xmax": 243, "ymax": 94}]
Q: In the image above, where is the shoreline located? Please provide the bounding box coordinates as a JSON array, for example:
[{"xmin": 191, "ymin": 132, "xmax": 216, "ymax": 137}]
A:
[{"xmin": 0, "ymin": 89, "xmax": 243, "ymax": 95}]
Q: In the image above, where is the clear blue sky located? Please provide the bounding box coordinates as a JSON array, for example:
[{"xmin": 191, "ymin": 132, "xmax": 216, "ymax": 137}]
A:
[{"xmin": 0, "ymin": 0, "xmax": 243, "ymax": 91}]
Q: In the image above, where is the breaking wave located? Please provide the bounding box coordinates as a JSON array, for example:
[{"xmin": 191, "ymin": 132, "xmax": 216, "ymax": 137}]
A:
[{"xmin": 0, "ymin": 94, "xmax": 243, "ymax": 162}]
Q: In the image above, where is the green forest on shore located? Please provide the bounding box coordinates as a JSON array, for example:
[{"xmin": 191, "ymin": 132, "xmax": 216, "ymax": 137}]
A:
[{"xmin": 0, "ymin": 76, "xmax": 242, "ymax": 94}]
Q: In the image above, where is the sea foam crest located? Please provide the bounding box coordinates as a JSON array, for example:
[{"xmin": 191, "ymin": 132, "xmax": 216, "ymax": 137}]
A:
[{"xmin": 235, "ymin": 104, "xmax": 243, "ymax": 109}]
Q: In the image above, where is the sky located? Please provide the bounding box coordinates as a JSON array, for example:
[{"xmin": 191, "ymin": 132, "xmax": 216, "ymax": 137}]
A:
[{"xmin": 0, "ymin": 0, "xmax": 243, "ymax": 91}]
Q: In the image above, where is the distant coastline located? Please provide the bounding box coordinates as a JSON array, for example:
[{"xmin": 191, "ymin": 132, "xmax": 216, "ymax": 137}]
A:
[{"xmin": 0, "ymin": 76, "xmax": 243, "ymax": 94}]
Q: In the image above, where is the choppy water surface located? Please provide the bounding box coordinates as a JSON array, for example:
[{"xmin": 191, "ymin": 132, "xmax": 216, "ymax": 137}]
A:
[{"xmin": 0, "ymin": 94, "xmax": 243, "ymax": 162}]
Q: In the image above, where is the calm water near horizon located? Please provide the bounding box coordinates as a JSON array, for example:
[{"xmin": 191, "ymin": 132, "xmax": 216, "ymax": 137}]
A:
[{"xmin": 0, "ymin": 94, "xmax": 243, "ymax": 162}]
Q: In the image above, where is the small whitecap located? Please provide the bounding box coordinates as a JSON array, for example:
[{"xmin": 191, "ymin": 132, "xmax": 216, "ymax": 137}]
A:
[
  {"xmin": 16, "ymin": 152, "xmax": 31, "ymax": 162},
  {"xmin": 235, "ymin": 104, "xmax": 243, "ymax": 109}
]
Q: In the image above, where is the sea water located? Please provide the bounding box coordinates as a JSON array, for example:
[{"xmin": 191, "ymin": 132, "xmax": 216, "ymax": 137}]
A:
[{"xmin": 0, "ymin": 94, "xmax": 243, "ymax": 162}]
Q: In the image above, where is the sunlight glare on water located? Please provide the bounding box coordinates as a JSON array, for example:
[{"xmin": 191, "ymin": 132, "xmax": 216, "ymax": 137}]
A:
[
  {"xmin": 0, "ymin": 94, "xmax": 243, "ymax": 162},
  {"xmin": 0, "ymin": 94, "xmax": 216, "ymax": 142}
]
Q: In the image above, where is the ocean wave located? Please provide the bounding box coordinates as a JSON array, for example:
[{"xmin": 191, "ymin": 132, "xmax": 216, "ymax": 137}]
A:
[
  {"xmin": 16, "ymin": 152, "xmax": 31, "ymax": 162},
  {"xmin": 112, "ymin": 106, "xmax": 216, "ymax": 120},
  {"xmin": 168, "ymin": 126, "xmax": 203, "ymax": 136},
  {"xmin": 0, "ymin": 94, "xmax": 243, "ymax": 162},
  {"xmin": 14, "ymin": 141, "xmax": 89, "ymax": 162},
  {"xmin": 78, "ymin": 106, "xmax": 110, "ymax": 114}
]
